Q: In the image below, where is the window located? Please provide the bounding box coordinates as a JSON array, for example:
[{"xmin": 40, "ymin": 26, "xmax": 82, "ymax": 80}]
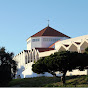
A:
[
  {"xmin": 28, "ymin": 54, "xmax": 30, "ymax": 63},
  {"xmin": 49, "ymin": 38, "xmax": 51, "ymax": 41},
  {"xmin": 32, "ymin": 39, "xmax": 36, "ymax": 42},
  {"xmin": 37, "ymin": 39, "xmax": 39, "ymax": 41},
  {"xmin": 32, "ymin": 38, "xmax": 40, "ymax": 42},
  {"xmin": 25, "ymin": 56, "xmax": 27, "ymax": 64},
  {"xmin": 43, "ymin": 38, "xmax": 46, "ymax": 41},
  {"xmin": 43, "ymin": 38, "xmax": 48, "ymax": 41},
  {"xmin": 34, "ymin": 54, "xmax": 35, "ymax": 60},
  {"xmin": 31, "ymin": 52, "xmax": 32, "ymax": 62},
  {"xmin": 55, "ymin": 39, "xmax": 57, "ymax": 41},
  {"xmin": 43, "ymin": 38, "xmax": 60, "ymax": 42}
]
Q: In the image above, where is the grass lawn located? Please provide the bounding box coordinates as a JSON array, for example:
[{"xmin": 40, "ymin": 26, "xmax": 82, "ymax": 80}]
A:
[{"xmin": 8, "ymin": 75, "xmax": 88, "ymax": 87}]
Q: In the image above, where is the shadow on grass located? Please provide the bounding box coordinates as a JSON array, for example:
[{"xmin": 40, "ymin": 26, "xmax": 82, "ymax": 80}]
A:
[
  {"xmin": 8, "ymin": 75, "xmax": 88, "ymax": 87},
  {"xmin": 8, "ymin": 76, "xmax": 61, "ymax": 87}
]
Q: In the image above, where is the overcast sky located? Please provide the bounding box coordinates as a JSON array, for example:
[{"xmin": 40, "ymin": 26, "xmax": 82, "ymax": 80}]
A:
[{"xmin": 0, "ymin": 0, "xmax": 88, "ymax": 55}]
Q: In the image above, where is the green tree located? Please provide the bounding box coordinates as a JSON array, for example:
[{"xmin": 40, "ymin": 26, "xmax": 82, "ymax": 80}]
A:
[
  {"xmin": 84, "ymin": 47, "xmax": 88, "ymax": 54},
  {"xmin": 32, "ymin": 51, "xmax": 86, "ymax": 85},
  {"xmin": 0, "ymin": 47, "xmax": 17, "ymax": 86},
  {"xmin": 32, "ymin": 58, "xmax": 47, "ymax": 74}
]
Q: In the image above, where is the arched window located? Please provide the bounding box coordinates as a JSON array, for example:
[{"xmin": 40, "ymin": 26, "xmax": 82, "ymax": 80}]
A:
[
  {"xmin": 36, "ymin": 52, "xmax": 39, "ymax": 61},
  {"xmin": 34, "ymin": 52, "xmax": 35, "ymax": 60},
  {"xmin": 28, "ymin": 54, "xmax": 30, "ymax": 63},
  {"xmin": 25, "ymin": 55, "xmax": 27, "ymax": 64},
  {"xmin": 31, "ymin": 52, "xmax": 32, "ymax": 62}
]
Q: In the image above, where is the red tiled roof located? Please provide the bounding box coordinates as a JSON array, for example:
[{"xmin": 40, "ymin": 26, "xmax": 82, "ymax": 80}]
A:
[
  {"xmin": 48, "ymin": 43, "xmax": 55, "ymax": 48},
  {"xmin": 35, "ymin": 47, "xmax": 54, "ymax": 52},
  {"xmin": 30, "ymin": 26, "xmax": 70, "ymax": 38}
]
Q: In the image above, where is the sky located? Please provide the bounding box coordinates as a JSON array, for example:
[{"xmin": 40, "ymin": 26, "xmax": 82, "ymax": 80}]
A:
[{"xmin": 0, "ymin": 0, "xmax": 88, "ymax": 55}]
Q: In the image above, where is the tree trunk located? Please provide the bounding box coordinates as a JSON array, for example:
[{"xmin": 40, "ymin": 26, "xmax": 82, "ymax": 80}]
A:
[
  {"xmin": 53, "ymin": 73, "xmax": 56, "ymax": 77},
  {"xmin": 62, "ymin": 71, "xmax": 67, "ymax": 85}
]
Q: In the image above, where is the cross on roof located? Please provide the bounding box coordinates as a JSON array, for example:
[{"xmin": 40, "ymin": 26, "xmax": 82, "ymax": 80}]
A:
[{"xmin": 47, "ymin": 20, "xmax": 50, "ymax": 27}]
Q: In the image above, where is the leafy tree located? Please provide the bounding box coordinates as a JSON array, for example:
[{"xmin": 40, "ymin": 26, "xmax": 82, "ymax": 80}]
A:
[
  {"xmin": 0, "ymin": 47, "xmax": 17, "ymax": 86},
  {"xmin": 84, "ymin": 47, "xmax": 88, "ymax": 54},
  {"xmin": 32, "ymin": 58, "xmax": 47, "ymax": 74},
  {"xmin": 32, "ymin": 51, "xmax": 88, "ymax": 85}
]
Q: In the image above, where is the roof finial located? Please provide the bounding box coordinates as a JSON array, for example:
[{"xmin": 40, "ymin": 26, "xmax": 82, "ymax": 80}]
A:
[{"xmin": 47, "ymin": 19, "xmax": 50, "ymax": 27}]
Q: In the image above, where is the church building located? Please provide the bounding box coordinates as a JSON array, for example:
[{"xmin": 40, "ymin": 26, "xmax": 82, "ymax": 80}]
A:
[
  {"xmin": 27, "ymin": 25, "xmax": 70, "ymax": 50},
  {"xmin": 13, "ymin": 25, "xmax": 88, "ymax": 78}
]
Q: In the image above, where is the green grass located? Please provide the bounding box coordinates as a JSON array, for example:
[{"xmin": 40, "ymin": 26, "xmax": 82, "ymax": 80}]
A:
[{"xmin": 8, "ymin": 75, "xmax": 88, "ymax": 87}]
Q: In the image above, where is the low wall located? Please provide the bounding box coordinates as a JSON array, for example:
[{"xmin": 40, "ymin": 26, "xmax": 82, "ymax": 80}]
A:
[{"xmin": 15, "ymin": 62, "xmax": 88, "ymax": 79}]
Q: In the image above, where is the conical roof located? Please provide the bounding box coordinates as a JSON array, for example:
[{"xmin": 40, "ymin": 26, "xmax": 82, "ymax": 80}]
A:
[{"xmin": 30, "ymin": 26, "xmax": 70, "ymax": 38}]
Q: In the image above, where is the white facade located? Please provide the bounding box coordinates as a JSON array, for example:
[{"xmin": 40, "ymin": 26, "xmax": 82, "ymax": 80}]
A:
[
  {"xmin": 13, "ymin": 34, "xmax": 88, "ymax": 79},
  {"xmin": 27, "ymin": 36, "xmax": 69, "ymax": 50},
  {"xmin": 13, "ymin": 25, "xmax": 88, "ymax": 79}
]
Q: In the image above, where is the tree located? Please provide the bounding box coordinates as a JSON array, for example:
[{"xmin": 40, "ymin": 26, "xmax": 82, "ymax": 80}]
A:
[
  {"xmin": 84, "ymin": 47, "xmax": 88, "ymax": 54},
  {"xmin": 0, "ymin": 47, "xmax": 17, "ymax": 86},
  {"xmin": 32, "ymin": 58, "xmax": 47, "ymax": 74},
  {"xmin": 32, "ymin": 51, "xmax": 86, "ymax": 85}
]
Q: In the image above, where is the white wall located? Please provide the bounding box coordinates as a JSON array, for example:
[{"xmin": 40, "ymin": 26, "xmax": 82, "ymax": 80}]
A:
[
  {"xmin": 15, "ymin": 61, "xmax": 88, "ymax": 79},
  {"xmin": 27, "ymin": 37, "xmax": 42, "ymax": 50},
  {"xmin": 31, "ymin": 37, "xmax": 42, "ymax": 49},
  {"xmin": 39, "ymin": 50, "xmax": 57, "ymax": 57},
  {"xmin": 16, "ymin": 62, "xmax": 62, "ymax": 78},
  {"xmin": 66, "ymin": 69, "xmax": 88, "ymax": 76},
  {"xmin": 41, "ymin": 36, "xmax": 69, "ymax": 48},
  {"xmin": 55, "ymin": 35, "xmax": 88, "ymax": 49},
  {"xmin": 27, "ymin": 36, "xmax": 69, "ymax": 50},
  {"xmin": 14, "ymin": 35, "xmax": 88, "ymax": 79},
  {"xmin": 27, "ymin": 38, "xmax": 31, "ymax": 50}
]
